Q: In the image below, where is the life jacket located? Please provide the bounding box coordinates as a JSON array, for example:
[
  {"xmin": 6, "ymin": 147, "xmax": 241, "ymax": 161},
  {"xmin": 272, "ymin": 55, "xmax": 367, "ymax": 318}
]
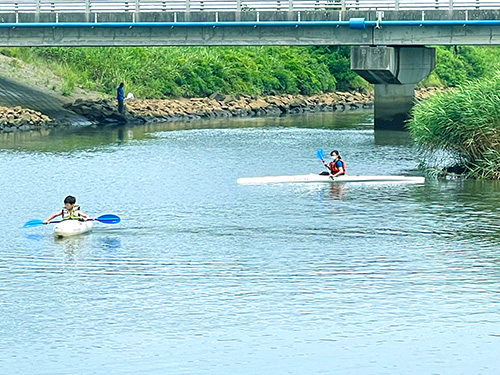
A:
[
  {"xmin": 329, "ymin": 159, "xmax": 346, "ymax": 175},
  {"xmin": 61, "ymin": 205, "xmax": 82, "ymax": 220}
]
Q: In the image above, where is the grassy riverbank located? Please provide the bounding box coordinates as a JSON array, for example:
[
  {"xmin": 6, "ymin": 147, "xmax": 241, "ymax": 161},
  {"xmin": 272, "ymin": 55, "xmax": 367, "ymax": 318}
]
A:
[
  {"xmin": 409, "ymin": 71, "xmax": 500, "ymax": 179},
  {"xmin": 408, "ymin": 46, "xmax": 500, "ymax": 179},
  {"xmin": 0, "ymin": 46, "xmax": 365, "ymax": 98},
  {"xmin": 2, "ymin": 45, "xmax": 499, "ymax": 99}
]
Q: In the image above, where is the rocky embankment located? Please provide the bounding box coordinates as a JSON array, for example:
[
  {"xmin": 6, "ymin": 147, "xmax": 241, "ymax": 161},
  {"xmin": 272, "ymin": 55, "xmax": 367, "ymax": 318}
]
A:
[
  {"xmin": 65, "ymin": 91, "xmax": 373, "ymax": 125},
  {"xmin": 1, "ymin": 88, "xmax": 444, "ymax": 134},
  {"xmin": 0, "ymin": 91, "xmax": 373, "ymax": 134},
  {"xmin": 0, "ymin": 106, "xmax": 64, "ymax": 133}
]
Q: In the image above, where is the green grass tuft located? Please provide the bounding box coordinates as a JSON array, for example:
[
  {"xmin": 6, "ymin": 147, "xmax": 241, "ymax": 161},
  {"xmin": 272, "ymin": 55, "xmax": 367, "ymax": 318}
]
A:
[{"xmin": 409, "ymin": 71, "xmax": 500, "ymax": 179}]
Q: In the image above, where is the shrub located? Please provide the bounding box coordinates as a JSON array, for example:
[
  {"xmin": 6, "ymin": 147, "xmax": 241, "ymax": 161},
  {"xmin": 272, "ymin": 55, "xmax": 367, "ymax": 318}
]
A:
[{"xmin": 408, "ymin": 71, "xmax": 500, "ymax": 178}]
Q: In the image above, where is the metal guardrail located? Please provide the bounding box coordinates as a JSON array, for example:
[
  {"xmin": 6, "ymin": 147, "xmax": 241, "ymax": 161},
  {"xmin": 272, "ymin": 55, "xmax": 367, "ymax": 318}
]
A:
[{"xmin": 1, "ymin": 0, "xmax": 500, "ymax": 13}]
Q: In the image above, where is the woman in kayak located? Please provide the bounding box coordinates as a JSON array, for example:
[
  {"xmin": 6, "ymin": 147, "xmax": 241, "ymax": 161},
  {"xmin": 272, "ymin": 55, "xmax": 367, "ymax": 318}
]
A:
[
  {"xmin": 321, "ymin": 150, "xmax": 346, "ymax": 178},
  {"xmin": 44, "ymin": 195, "xmax": 90, "ymax": 224}
]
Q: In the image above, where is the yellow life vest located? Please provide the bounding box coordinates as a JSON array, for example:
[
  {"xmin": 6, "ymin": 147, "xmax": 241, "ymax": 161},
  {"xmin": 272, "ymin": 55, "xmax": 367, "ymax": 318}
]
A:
[{"xmin": 61, "ymin": 205, "xmax": 82, "ymax": 220}]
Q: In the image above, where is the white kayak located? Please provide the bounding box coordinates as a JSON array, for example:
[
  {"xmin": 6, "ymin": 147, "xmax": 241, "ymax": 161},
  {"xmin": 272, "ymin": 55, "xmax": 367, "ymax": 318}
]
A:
[
  {"xmin": 237, "ymin": 174, "xmax": 425, "ymax": 185},
  {"xmin": 53, "ymin": 220, "xmax": 93, "ymax": 237}
]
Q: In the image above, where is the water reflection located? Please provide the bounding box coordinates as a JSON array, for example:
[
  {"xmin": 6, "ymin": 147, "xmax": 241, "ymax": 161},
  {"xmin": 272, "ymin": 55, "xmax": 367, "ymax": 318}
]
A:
[
  {"xmin": 99, "ymin": 236, "xmax": 122, "ymax": 252},
  {"xmin": 0, "ymin": 110, "xmax": 374, "ymax": 152},
  {"xmin": 54, "ymin": 234, "xmax": 90, "ymax": 261},
  {"xmin": 327, "ymin": 183, "xmax": 347, "ymax": 200},
  {"xmin": 117, "ymin": 128, "xmax": 124, "ymax": 143},
  {"xmin": 24, "ymin": 233, "xmax": 45, "ymax": 257},
  {"xmin": 24, "ymin": 233, "xmax": 44, "ymax": 242},
  {"xmin": 374, "ymin": 129, "xmax": 412, "ymax": 146}
]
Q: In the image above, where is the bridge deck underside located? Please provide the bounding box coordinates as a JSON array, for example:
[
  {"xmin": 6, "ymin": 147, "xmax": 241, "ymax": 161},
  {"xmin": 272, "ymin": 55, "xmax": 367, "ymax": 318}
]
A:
[
  {"xmin": 1, "ymin": 25, "xmax": 500, "ymax": 46},
  {"xmin": 1, "ymin": 10, "xmax": 500, "ymax": 46}
]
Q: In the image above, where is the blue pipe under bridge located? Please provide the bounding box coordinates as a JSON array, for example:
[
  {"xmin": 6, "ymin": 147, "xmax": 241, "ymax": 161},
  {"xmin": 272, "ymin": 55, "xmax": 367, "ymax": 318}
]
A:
[{"xmin": 2, "ymin": 18, "xmax": 500, "ymax": 28}]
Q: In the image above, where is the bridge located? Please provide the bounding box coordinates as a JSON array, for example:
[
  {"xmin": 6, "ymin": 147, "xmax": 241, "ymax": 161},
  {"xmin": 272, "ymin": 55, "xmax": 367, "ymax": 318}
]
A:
[{"xmin": 1, "ymin": 1, "xmax": 500, "ymax": 129}]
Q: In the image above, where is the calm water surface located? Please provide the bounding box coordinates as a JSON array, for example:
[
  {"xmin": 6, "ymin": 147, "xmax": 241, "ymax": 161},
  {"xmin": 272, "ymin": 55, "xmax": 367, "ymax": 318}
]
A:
[{"xmin": 1, "ymin": 111, "xmax": 499, "ymax": 374}]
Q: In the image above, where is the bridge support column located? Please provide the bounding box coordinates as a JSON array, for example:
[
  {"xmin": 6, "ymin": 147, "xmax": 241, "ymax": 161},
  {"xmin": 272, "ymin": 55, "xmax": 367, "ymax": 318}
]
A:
[{"xmin": 351, "ymin": 46, "xmax": 435, "ymax": 130}]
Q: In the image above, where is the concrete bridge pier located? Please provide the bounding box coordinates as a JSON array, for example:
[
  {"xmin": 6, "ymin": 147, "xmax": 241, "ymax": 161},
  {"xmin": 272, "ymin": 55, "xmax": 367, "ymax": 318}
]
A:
[{"xmin": 351, "ymin": 46, "xmax": 435, "ymax": 130}]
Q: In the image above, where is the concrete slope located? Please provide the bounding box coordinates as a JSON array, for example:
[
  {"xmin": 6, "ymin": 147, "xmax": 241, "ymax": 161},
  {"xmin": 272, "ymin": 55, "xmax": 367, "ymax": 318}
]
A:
[{"xmin": 0, "ymin": 76, "xmax": 91, "ymax": 126}]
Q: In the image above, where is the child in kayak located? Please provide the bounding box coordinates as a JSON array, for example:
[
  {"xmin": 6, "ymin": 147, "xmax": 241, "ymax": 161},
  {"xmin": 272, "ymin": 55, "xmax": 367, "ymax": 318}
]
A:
[
  {"xmin": 44, "ymin": 195, "xmax": 90, "ymax": 224},
  {"xmin": 320, "ymin": 150, "xmax": 346, "ymax": 178}
]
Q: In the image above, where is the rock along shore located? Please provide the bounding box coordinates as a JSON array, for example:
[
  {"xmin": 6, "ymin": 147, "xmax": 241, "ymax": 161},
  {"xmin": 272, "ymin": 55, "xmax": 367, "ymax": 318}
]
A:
[
  {"xmin": 0, "ymin": 106, "xmax": 56, "ymax": 133},
  {"xmin": 65, "ymin": 91, "xmax": 374, "ymax": 126},
  {"xmin": 0, "ymin": 91, "xmax": 374, "ymax": 134},
  {"xmin": 0, "ymin": 88, "xmax": 443, "ymax": 134}
]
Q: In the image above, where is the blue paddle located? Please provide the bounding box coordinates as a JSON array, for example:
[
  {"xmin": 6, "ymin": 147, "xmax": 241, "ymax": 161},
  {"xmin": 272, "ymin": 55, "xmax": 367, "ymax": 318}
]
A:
[
  {"xmin": 23, "ymin": 214, "xmax": 121, "ymax": 228},
  {"xmin": 317, "ymin": 148, "xmax": 334, "ymax": 177},
  {"xmin": 316, "ymin": 148, "xmax": 325, "ymax": 161}
]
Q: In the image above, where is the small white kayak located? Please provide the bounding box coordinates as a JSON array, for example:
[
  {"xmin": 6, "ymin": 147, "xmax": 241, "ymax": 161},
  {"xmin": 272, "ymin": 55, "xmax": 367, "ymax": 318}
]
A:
[
  {"xmin": 53, "ymin": 220, "xmax": 93, "ymax": 237},
  {"xmin": 237, "ymin": 174, "xmax": 425, "ymax": 185}
]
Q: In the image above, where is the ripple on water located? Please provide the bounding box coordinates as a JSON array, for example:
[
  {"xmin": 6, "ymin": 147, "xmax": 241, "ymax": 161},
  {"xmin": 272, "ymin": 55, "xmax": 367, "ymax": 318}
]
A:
[{"xmin": 2, "ymin": 115, "xmax": 500, "ymax": 374}]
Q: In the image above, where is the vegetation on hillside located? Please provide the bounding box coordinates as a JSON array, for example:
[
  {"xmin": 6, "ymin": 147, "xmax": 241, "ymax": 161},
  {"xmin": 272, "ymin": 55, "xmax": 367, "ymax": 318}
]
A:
[
  {"xmin": 419, "ymin": 45, "xmax": 498, "ymax": 88},
  {"xmin": 2, "ymin": 45, "xmax": 497, "ymax": 99},
  {"xmin": 0, "ymin": 46, "xmax": 368, "ymax": 98}
]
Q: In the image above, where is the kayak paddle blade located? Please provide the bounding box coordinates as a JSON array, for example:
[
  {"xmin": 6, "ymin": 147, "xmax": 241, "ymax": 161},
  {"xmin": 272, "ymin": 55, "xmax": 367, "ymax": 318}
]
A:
[
  {"xmin": 95, "ymin": 214, "xmax": 121, "ymax": 224},
  {"xmin": 23, "ymin": 219, "xmax": 44, "ymax": 228},
  {"xmin": 316, "ymin": 148, "xmax": 325, "ymax": 161}
]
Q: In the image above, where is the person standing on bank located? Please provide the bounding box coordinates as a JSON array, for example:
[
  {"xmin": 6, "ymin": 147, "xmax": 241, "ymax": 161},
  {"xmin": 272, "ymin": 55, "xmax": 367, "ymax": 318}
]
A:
[
  {"xmin": 117, "ymin": 82, "xmax": 124, "ymax": 113},
  {"xmin": 321, "ymin": 150, "xmax": 346, "ymax": 178}
]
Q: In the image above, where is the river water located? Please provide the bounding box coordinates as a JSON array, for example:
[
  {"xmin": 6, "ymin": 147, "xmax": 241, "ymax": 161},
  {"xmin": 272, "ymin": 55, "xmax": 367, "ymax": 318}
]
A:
[{"xmin": 1, "ymin": 111, "xmax": 499, "ymax": 374}]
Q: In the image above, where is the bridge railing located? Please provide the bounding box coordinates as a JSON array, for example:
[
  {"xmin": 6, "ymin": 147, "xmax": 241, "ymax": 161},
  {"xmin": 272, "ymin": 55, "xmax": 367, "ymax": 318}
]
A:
[{"xmin": 1, "ymin": 0, "xmax": 500, "ymax": 13}]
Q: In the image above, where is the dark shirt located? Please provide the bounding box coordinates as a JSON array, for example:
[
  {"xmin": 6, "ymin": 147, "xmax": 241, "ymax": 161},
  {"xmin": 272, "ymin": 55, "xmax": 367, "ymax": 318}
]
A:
[{"xmin": 117, "ymin": 86, "xmax": 124, "ymax": 100}]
